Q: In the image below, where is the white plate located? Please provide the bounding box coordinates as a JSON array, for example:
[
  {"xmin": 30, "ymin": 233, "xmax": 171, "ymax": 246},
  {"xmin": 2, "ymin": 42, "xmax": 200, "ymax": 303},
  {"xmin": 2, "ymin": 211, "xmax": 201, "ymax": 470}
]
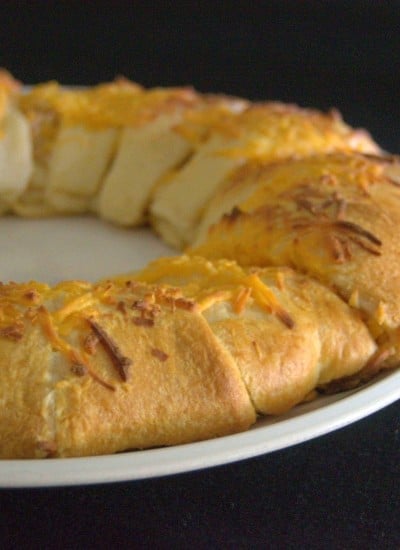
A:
[{"xmin": 1, "ymin": 216, "xmax": 399, "ymax": 487}]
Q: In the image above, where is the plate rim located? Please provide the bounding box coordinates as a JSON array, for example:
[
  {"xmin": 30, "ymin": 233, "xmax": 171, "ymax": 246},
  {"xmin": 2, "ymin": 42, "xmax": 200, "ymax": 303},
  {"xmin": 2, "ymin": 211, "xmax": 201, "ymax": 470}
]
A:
[{"xmin": 1, "ymin": 368, "xmax": 399, "ymax": 488}]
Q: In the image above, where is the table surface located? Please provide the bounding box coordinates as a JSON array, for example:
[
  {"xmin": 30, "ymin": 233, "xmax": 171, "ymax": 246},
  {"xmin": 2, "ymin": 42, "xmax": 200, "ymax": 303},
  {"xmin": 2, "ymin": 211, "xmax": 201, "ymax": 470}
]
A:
[{"xmin": 0, "ymin": 2, "xmax": 399, "ymax": 547}]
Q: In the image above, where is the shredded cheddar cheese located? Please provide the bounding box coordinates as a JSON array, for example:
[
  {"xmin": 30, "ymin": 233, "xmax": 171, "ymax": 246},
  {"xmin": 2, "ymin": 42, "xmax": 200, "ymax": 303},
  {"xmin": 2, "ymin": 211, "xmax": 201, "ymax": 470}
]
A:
[
  {"xmin": 349, "ymin": 289, "xmax": 360, "ymax": 308},
  {"xmin": 53, "ymin": 292, "xmax": 97, "ymax": 324},
  {"xmin": 233, "ymin": 286, "xmax": 252, "ymax": 314},
  {"xmin": 196, "ymin": 289, "xmax": 235, "ymax": 312}
]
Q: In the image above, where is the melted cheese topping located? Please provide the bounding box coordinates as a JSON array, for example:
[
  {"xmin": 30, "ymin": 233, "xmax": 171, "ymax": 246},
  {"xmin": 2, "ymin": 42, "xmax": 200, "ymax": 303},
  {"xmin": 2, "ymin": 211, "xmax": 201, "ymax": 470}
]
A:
[
  {"xmin": 0, "ymin": 277, "xmax": 210, "ymax": 391},
  {"xmin": 175, "ymin": 102, "xmax": 380, "ymax": 159},
  {"xmin": 123, "ymin": 256, "xmax": 294, "ymax": 328},
  {"xmin": 230, "ymin": 154, "xmax": 386, "ymax": 213},
  {"xmin": 19, "ymin": 81, "xmax": 199, "ymax": 130}
]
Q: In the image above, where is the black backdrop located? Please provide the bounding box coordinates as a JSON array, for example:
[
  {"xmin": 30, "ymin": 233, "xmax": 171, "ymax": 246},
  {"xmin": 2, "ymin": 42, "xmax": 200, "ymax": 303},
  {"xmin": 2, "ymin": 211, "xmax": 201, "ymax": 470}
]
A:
[
  {"xmin": 1, "ymin": 2, "xmax": 400, "ymax": 548},
  {"xmin": 1, "ymin": 0, "xmax": 400, "ymax": 152}
]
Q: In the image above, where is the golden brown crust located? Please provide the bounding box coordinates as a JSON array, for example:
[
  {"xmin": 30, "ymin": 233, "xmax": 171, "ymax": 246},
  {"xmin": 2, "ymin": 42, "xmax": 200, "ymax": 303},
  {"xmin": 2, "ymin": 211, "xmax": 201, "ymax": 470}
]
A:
[
  {"xmin": 191, "ymin": 153, "xmax": 400, "ymax": 368},
  {"xmin": 150, "ymin": 101, "xmax": 381, "ymax": 248},
  {"xmin": 131, "ymin": 256, "xmax": 376, "ymax": 415},
  {"xmin": 0, "ymin": 279, "xmax": 255, "ymax": 458},
  {"xmin": 0, "ymin": 325, "xmax": 55, "ymax": 458}
]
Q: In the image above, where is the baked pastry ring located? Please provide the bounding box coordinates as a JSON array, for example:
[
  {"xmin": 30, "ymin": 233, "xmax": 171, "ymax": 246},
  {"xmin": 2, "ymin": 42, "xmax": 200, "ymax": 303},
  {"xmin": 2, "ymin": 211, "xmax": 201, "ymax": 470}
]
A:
[{"xmin": 0, "ymin": 71, "xmax": 396, "ymax": 458}]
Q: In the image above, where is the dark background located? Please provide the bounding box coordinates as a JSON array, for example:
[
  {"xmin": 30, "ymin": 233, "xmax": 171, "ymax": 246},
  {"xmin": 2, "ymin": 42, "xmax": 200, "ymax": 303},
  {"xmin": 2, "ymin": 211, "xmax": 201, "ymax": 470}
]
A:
[
  {"xmin": 1, "ymin": 0, "xmax": 400, "ymax": 153},
  {"xmin": 1, "ymin": 1, "xmax": 400, "ymax": 548}
]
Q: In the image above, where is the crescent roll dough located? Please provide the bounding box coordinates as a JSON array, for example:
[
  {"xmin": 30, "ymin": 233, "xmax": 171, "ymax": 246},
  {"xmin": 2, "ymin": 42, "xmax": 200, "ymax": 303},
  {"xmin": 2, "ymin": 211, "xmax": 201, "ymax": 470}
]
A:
[
  {"xmin": 191, "ymin": 153, "xmax": 400, "ymax": 370},
  {"xmin": 150, "ymin": 103, "xmax": 380, "ymax": 248},
  {"xmin": 15, "ymin": 80, "xmax": 143, "ymax": 216},
  {"xmin": 15, "ymin": 81, "xmax": 248, "ymax": 223},
  {"xmin": 0, "ymin": 279, "xmax": 255, "ymax": 457},
  {"xmin": 95, "ymin": 93, "xmax": 248, "ymax": 226},
  {"xmin": 0, "ymin": 71, "xmax": 32, "ymax": 213},
  {"xmin": 128, "ymin": 255, "xmax": 376, "ymax": 414}
]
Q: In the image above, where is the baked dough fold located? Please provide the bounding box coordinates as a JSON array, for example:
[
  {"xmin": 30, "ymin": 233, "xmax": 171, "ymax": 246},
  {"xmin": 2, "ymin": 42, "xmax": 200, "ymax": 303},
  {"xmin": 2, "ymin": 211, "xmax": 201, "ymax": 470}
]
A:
[{"xmin": 0, "ymin": 279, "xmax": 255, "ymax": 457}]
